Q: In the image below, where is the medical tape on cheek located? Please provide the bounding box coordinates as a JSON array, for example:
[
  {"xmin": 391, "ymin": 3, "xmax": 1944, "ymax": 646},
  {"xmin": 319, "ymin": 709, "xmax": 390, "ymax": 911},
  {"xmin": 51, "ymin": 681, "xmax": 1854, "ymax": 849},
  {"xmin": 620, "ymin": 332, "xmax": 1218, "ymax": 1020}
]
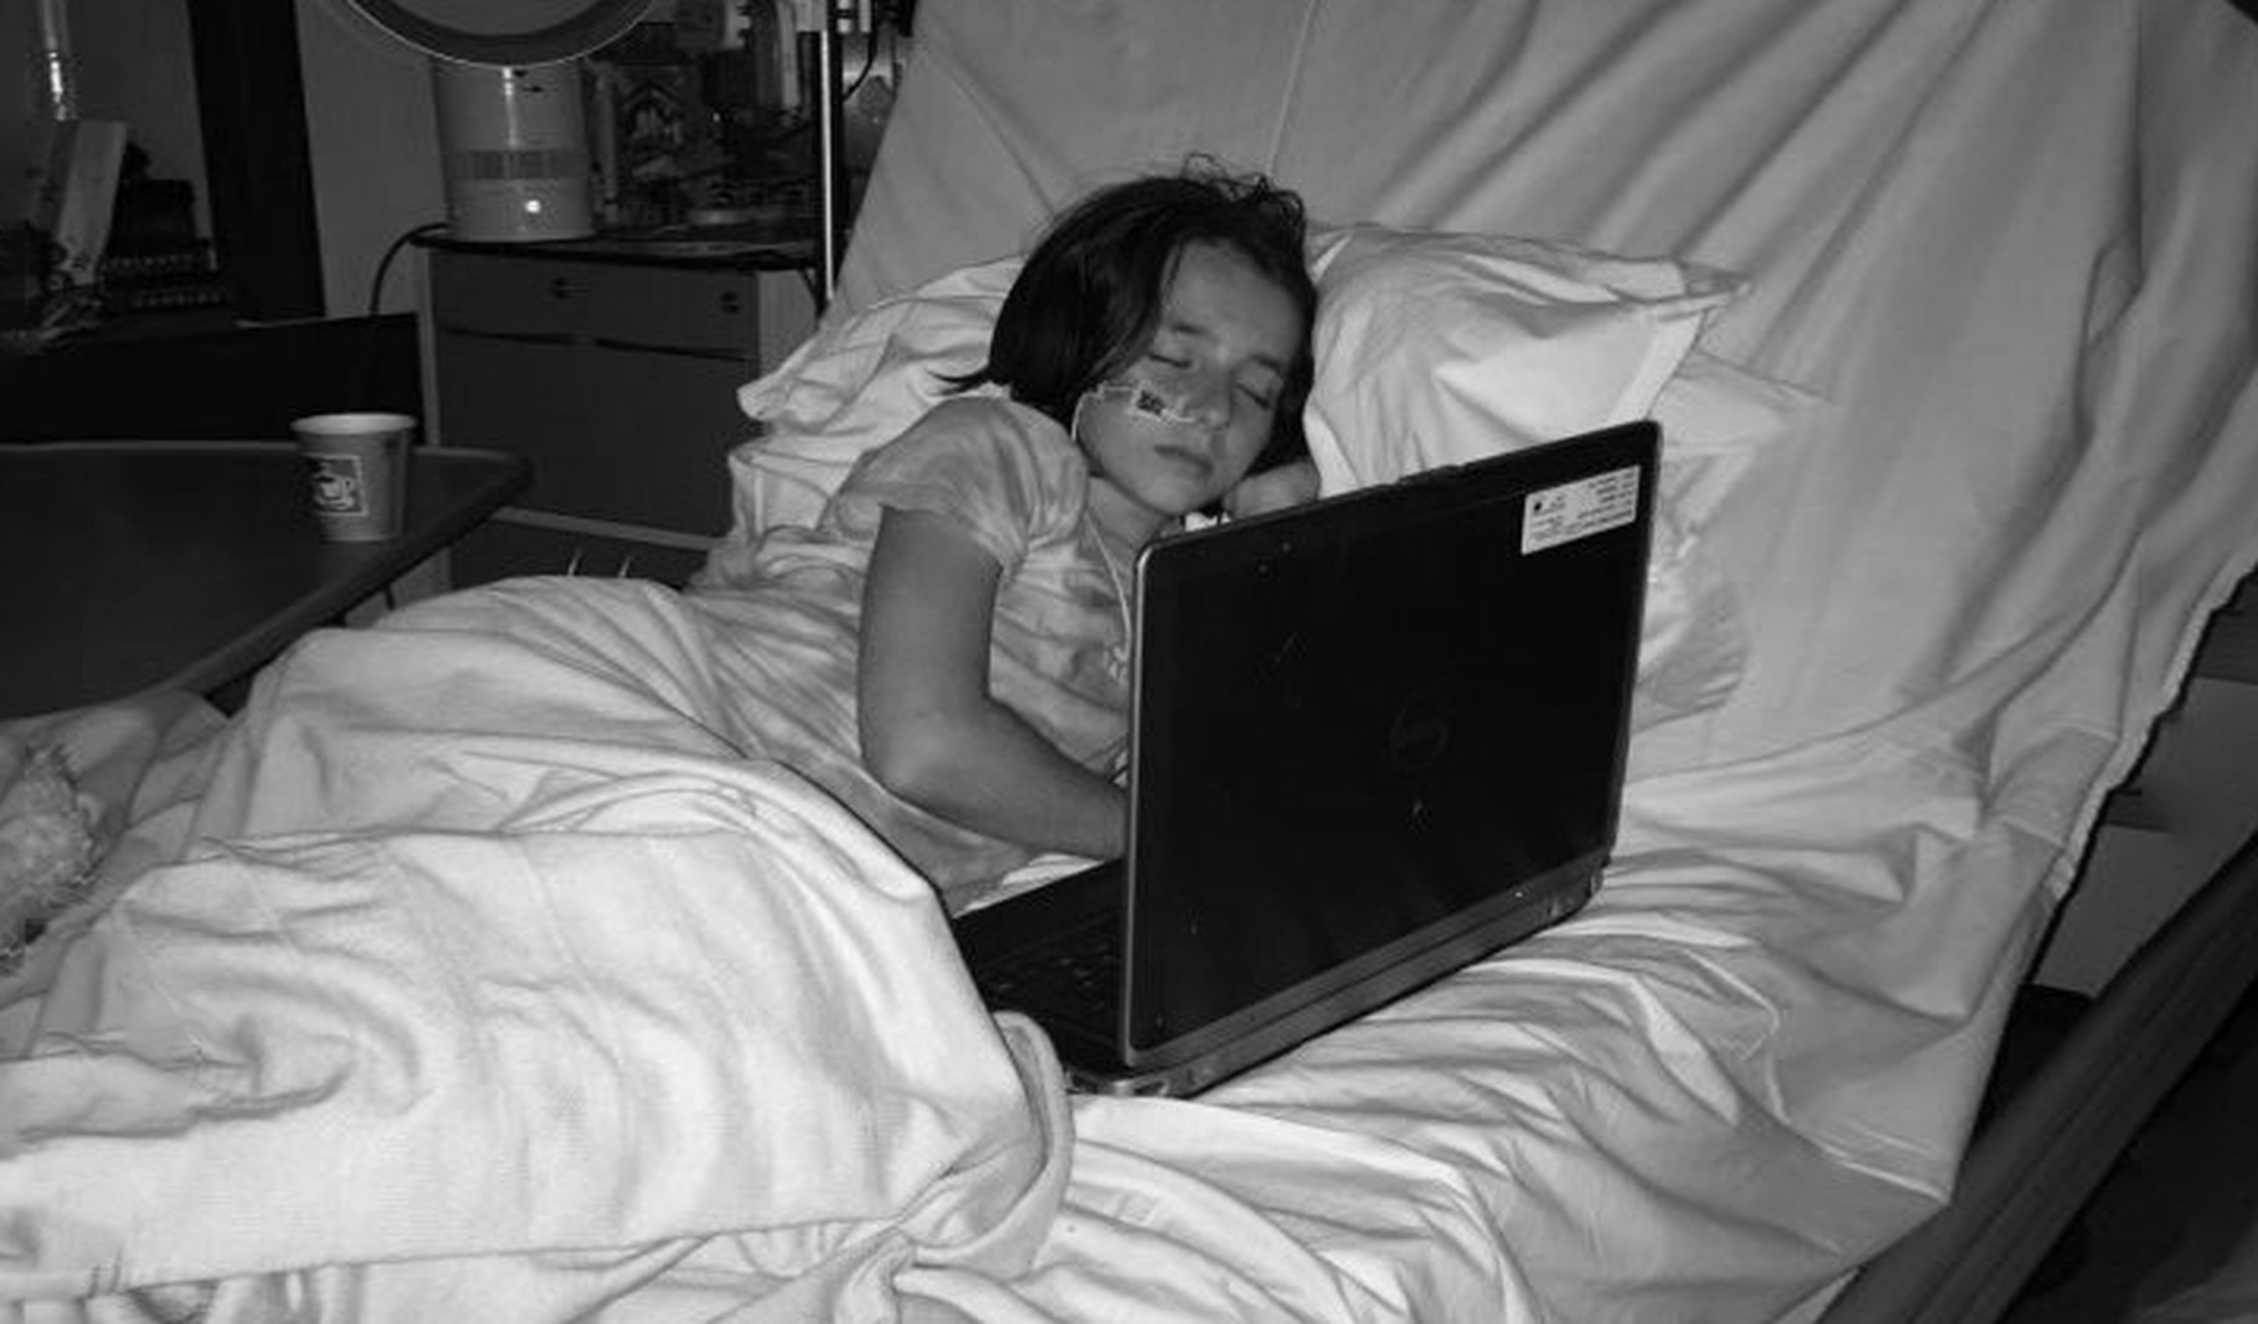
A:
[{"xmin": 1088, "ymin": 378, "xmax": 1205, "ymax": 427}]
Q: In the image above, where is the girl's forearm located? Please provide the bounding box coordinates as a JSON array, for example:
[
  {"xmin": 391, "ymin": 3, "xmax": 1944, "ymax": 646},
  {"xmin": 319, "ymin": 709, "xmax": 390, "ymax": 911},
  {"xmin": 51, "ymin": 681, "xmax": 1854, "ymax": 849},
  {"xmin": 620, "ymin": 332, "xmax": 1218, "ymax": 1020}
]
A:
[
  {"xmin": 858, "ymin": 506, "xmax": 1127, "ymax": 859},
  {"xmin": 869, "ymin": 698, "xmax": 1127, "ymax": 860}
]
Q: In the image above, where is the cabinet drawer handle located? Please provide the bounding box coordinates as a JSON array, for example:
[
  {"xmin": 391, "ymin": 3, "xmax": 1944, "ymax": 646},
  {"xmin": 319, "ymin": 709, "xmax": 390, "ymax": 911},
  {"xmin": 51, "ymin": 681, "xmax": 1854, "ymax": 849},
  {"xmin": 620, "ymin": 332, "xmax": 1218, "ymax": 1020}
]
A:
[
  {"xmin": 590, "ymin": 335, "xmax": 751, "ymax": 363},
  {"xmin": 438, "ymin": 323, "xmax": 582, "ymax": 347},
  {"xmin": 719, "ymin": 290, "xmax": 744, "ymax": 314},
  {"xmin": 548, "ymin": 276, "xmax": 582, "ymax": 300}
]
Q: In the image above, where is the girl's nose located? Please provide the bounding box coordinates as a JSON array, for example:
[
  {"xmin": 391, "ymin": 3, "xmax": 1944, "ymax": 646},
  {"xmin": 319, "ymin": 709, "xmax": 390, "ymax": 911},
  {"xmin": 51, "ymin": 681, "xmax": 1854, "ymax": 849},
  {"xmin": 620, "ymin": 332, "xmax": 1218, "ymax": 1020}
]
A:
[{"xmin": 1179, "ymin": 373, "xmax": 1231, "ymax": 426}]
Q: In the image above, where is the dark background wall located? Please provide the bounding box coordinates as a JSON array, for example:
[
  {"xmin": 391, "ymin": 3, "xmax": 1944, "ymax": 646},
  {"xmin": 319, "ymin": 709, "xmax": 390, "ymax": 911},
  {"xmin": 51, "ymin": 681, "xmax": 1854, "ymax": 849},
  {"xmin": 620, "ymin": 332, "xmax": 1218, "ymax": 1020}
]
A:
[{"xmin": 1, "ymin": 313, "xmax": 420, "ymax": 441}]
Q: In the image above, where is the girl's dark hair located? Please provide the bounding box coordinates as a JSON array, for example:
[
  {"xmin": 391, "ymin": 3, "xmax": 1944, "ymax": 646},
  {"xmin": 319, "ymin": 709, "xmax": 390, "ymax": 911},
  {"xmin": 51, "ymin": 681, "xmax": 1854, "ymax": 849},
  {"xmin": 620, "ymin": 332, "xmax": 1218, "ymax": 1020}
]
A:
[{"xmin": 949, "ymin": 159, "xmax": 1318, "ymax": 475}]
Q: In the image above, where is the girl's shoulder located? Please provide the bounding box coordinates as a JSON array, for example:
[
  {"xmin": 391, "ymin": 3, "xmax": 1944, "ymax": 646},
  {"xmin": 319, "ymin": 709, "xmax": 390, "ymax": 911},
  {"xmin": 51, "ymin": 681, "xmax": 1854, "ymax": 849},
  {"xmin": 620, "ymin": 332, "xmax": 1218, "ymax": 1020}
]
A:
[
  {"xmin": 837, "ymin": 395, "xmax": 1092, "ymax": 553},
  {"xmin": 904, "ymin": 394, "xmax": 1069, "ymax": 450},
  {"xmin": 877, "ymin": 395, "xmax": 1087, "ymax": 486}
]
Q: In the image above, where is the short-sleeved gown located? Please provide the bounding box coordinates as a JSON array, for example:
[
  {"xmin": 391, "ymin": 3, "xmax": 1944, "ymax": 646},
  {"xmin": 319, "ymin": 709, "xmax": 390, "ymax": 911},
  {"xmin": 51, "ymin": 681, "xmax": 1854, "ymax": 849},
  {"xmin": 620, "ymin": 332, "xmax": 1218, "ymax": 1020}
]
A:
[{"xmin": 688, "ymin": 396, "xmax": 1136, "ymax": 907}]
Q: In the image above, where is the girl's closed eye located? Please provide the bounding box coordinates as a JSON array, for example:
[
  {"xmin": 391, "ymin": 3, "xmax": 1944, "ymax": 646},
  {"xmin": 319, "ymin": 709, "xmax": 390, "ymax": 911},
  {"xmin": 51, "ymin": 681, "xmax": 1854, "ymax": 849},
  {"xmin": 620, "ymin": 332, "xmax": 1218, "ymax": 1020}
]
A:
[{"xmin": 1143, "ymin": 349, "xmax": 1276, "ymax": 410}]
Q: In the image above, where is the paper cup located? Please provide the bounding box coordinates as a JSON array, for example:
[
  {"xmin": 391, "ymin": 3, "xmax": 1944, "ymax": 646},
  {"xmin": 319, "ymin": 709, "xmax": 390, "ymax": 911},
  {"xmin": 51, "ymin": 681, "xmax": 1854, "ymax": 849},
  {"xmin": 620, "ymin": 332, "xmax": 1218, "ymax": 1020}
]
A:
[{"xmin": 291, "ymin": 412, "xmax": 415, "ymax": 542}]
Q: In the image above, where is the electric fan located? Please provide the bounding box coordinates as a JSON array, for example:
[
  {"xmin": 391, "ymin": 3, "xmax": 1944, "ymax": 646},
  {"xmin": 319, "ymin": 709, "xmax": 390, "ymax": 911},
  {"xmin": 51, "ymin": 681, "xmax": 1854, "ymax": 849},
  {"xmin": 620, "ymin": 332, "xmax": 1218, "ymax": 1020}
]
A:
[{"xmin": 334, "ymin": 0, "xmax": 648, "ymax": 241}]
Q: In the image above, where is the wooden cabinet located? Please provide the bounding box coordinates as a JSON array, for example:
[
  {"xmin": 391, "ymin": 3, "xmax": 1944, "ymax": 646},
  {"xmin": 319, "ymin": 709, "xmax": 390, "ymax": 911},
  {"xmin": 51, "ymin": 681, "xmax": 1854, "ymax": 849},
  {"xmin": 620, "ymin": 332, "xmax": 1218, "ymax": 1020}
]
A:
[{"xmin": 418, "ymin": 240, "xmax": 817, "ymax": 587}]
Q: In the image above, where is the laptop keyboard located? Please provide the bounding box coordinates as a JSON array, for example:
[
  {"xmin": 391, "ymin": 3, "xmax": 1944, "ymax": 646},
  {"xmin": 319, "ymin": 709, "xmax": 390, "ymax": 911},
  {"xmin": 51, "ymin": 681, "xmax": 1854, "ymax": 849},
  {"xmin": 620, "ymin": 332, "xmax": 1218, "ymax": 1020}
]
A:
[{"xmin": 969, "ymin": 911, "xmax": 1121, "ymax": 1033}]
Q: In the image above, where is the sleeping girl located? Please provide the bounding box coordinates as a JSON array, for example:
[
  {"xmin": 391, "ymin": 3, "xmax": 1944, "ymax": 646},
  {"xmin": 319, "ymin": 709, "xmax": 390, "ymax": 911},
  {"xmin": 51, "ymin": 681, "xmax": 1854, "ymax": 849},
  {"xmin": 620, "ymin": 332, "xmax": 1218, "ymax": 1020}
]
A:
[{"xmin": 688, "ymin": 162, "xmax": 1321, "ymax": 910}]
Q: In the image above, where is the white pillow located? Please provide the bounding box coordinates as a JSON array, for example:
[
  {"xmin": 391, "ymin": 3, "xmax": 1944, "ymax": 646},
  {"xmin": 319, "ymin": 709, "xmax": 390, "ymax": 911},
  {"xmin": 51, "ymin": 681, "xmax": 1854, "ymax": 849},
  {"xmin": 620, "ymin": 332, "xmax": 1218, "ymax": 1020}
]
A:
[
  {"xmin": 1650, "ymin": 347, "xmax": 1826, "ymax": 533},
  {"xmin": 1300, "ymin": 224, "xmax": 1741, "ymax": 498},
  {"xmin": 697, "ymin": 229, "xmax": 1814, "ymax": 726},
  {"xmin": 698, "ymin": 258, "xmax": 1022, "ymax": 590},
  {"xmin": 1639, "ymin": 349, "xmax": 1826, "ymax": 722}
]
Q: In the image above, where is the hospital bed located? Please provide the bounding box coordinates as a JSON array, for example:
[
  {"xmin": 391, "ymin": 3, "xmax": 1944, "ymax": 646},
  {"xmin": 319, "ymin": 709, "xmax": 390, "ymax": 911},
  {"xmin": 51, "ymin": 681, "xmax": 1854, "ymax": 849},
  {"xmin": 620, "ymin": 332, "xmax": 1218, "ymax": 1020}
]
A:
[{"xmin": 3, "ymin": 0, "xmax": 2257, "ymax": 1319}]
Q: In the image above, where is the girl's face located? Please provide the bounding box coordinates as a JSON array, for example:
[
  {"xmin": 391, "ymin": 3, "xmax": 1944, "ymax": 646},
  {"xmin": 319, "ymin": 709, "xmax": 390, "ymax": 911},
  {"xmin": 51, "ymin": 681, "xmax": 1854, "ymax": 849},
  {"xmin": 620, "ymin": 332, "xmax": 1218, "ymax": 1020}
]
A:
[{"xmin": 1076, "ymin": 241, "xmax": 1305, "ymax": 544}]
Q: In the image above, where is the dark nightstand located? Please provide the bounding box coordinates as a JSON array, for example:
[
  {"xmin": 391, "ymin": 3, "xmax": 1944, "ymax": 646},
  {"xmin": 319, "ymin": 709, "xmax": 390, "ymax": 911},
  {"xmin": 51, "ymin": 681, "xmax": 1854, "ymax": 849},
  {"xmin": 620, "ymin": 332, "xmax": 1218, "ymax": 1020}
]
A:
[{"xmin": 416, "ymin": 232, "xmax": 818, "ymax": 587}]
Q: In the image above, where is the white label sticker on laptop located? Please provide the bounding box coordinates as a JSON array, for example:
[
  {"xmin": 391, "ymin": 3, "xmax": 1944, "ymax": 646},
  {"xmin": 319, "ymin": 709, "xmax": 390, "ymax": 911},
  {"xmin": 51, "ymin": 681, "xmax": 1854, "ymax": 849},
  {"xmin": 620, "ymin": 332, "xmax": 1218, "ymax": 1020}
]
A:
[{"xmin": 1522, "ymin": 466, "xmax": 1640, "ymax": 554}]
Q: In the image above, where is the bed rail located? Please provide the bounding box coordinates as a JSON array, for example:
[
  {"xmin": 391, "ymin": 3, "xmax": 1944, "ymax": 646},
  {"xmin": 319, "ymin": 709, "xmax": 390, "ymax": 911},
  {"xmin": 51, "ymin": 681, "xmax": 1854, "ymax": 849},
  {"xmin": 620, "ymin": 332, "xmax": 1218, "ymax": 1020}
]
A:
[{"xmin": 1820, "ymin": 825, "xmax": 2258, "ymax": 1323}]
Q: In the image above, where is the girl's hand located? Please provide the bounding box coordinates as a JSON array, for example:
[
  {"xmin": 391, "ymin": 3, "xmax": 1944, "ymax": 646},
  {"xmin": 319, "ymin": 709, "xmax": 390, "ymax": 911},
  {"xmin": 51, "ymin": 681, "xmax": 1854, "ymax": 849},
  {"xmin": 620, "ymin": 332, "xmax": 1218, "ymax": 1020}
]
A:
[
  {"xmin": 858, "ymin": 507, "xmax": 1128, "ymax": 860},
  {"xmin": 1223, "ymin": 457, "xmax": 1319, "ymax": 519}
]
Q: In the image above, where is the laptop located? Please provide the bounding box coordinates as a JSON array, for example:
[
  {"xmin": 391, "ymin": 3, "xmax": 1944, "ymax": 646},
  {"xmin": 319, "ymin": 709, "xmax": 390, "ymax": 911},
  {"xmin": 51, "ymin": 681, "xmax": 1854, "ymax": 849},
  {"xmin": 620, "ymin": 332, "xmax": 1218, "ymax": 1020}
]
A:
[{"xmin": 951, "ymin": 421, "xmax": 1658, "ymax": 1096}]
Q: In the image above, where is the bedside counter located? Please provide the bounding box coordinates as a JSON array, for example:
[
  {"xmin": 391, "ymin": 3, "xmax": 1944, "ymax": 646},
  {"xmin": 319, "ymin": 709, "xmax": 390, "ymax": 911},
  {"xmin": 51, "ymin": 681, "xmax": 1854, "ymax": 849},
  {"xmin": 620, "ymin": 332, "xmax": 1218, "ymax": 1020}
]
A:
[{"xmin": 415, "ymin": 232, "xmax": 820, "ymax": 587}]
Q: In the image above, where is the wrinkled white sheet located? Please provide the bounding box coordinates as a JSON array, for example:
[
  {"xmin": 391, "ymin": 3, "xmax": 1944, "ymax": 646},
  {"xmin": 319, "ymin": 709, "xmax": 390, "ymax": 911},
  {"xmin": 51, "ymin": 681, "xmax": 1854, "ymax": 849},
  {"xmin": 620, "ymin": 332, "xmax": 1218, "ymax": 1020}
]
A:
[
  {"xmin": 837, "ymin": 0, "xmax": 2258, "ymax": 1317},
  {"xmin": 2, "ymin": 0, "xmax": 2255, "ymax": 1320},
  {"xmin": 2, "ymin": 581, "xmax": 1071, "ymax": 1319}
]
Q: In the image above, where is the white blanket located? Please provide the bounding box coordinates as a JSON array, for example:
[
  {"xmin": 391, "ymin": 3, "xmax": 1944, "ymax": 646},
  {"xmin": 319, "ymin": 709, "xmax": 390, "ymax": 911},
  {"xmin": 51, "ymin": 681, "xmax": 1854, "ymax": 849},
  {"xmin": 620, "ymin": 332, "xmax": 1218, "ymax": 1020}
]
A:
[
  {"xmin": 2, "ymin": 582, "xmax": 1069, "ymax": 1319},
  {"xmin": 4, "ymin": 0, "xmax": 2257, "ymax": 1319},
  {"xmin": 2, "ymin": 578, "xmax": 1985, "ymax": 1321},
  {"xmin": 0, "ymin": 590, "xmax": 2093, "ymax": 1322}
]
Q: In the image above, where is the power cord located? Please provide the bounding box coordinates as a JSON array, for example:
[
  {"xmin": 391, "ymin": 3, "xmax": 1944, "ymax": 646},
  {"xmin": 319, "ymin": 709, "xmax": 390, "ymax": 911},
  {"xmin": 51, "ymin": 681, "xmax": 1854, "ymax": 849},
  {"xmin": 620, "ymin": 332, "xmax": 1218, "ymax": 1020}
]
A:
[
  {"xmin": 367, "ymin": 221, "xmax": 449, "ymax": 320},
  {"xmin": 343, "ymin": 220, "xmax": 448, "ymax": 409}
]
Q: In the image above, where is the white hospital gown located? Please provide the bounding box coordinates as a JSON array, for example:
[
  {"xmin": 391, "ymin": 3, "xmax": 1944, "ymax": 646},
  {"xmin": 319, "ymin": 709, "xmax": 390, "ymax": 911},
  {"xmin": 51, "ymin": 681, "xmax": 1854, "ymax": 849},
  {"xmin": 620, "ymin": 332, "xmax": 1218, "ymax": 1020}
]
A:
[{"xmin": 688, "ymin": 396, "xmax": 1132, "ymax": 907}]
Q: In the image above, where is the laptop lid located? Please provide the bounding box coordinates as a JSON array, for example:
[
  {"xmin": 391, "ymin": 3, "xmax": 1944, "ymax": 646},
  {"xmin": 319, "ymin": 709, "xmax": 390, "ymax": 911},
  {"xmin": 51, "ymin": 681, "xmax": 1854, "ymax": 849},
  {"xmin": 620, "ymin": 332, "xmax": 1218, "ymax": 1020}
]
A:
[{"xmin": 1111, "ymin": 421, "xmax": 1657, "ymax": 1088}]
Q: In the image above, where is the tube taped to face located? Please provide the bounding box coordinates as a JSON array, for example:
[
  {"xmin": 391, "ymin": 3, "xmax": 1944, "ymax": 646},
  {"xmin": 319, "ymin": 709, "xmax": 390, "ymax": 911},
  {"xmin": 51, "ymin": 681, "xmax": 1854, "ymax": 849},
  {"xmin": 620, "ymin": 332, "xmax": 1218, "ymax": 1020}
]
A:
[
  {"xmin": 1082, "ymin": 378, "xmax": 1205, "ymax": 429},
  {"xmin": 1073, "ymin": 376, "xmax": 1232, "ymax": 532}
]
